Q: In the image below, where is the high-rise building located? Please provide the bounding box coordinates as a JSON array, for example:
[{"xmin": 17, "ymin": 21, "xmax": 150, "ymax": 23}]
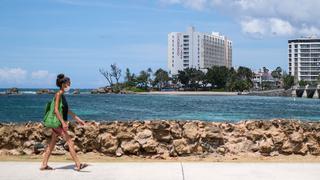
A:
[
  {"xmin": 288, "ymin": 37, "xmax": 320, "ymax": 82},
  {"xmin": 168, "ymin": 26, "xmax": 232, "ymax": 75}
]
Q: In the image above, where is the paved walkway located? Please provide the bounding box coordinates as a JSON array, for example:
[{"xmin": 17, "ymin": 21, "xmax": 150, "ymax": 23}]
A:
[{"xmin": 0, "ymin": 162, "xmax": 319, "ymax": 180}]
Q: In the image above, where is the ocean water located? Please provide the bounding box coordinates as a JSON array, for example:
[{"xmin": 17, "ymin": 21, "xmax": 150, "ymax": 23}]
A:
[{"xmin": 1, "ymin": 92, "xmax": 320, "ymax": 123}]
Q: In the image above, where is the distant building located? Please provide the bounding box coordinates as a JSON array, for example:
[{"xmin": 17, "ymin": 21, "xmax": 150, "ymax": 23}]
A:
[
  {"xmin": 168, "ymin": 26, "xmax": 232, "ymax": 75},
  {"xmin": 288, "ymin": 36, "xmax": 320, "ymax": 82},
  {"xmin": 253, "ymin": 69, "xmax": 279, "ymax": 89}
]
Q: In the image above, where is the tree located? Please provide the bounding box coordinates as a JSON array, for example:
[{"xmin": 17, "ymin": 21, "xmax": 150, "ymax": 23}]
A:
[
  {"xmin": 99, "ymin": 63, "xmax": 122, "ymax": 87},
  {"xmin": 124, "ymin": 68, "xmax": 136, "ymax": 87},
  {"xmin": 283, "ymin": 75, "xmax": 294, "ymax": 90},
  {"xmin": 111, "ymin": 63, "xmax": 121, "ymax": 85},
  {"xmin": 177, "ymin": 70, "xmax": 189, "ymax": 88},
  {"xmin": 226, "ymin": 67, "xmax": 237, "ymax": 91},
  {"xmin": 271, "ymin": 66, "xmax": 282, "ymax": 79},
  {"xmin": 136, "ymin": 68, "xmax": 153, "ymax": 90},
  {"xmin": 237, "ymin": 66, "xmax": 254, "ymax": 80},
  {"xmin": 206, "ymin": 66, "xmax": 229, "ymax": 89},
  {"xmin": 99, "ymin": 68, "xmax": 113, "ymax": 86},
  {"xmin": 299, "ymin": 80, "xmax": 308, "ymax": 87},
  {"xmin": 177, "ymin": 68, "xmax": 203, "ymax": 89},
  {"xmin": 153, "ymin": 68, "xmax": 170, "ymax": 89}
]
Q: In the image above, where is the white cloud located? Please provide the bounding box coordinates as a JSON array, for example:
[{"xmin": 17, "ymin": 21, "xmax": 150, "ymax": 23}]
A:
[
  {"xmin": 0, "ymin": 68, "xmax": 56, "ymax": 87},
  {"xmin": 241, "ymin": 17, "xmax": 295, "ymax": 38},
  {"xmin": 299, "ymin": 25, "xmax": 320, "ymax": 37},
  {"xmin": 161, "ymin": 0, "xmax": 320, "ymax": 37},
  {"xmin": 0, "ymin": 68, "xmax": 27, "ymax": 83},
  {"xmin": 31, "ymin": 70, "xmax": 50, "ymax": 79}
]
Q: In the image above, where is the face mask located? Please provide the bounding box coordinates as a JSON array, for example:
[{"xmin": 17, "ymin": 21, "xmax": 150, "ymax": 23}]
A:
[{"xmin": 64, "ymin": 86, "xmax": 71, "ymax": 92}]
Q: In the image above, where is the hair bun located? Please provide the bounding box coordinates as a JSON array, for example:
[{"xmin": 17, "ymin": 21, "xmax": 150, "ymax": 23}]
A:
[{"xmin": 57, "ymin": 74, "xmax": 65, "ymax": 79}]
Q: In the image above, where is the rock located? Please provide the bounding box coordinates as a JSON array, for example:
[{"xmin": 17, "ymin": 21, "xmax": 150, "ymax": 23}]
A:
[
  {"xmin": 307, "ymin": 142, "xmax": 320, "ymax": 155},
  {"xmin": 259, "ymin": 138, "xmax": 274, "ymax": 155},
  {"xmin": 201, "ymin": 125, "xmax": 224, "ymax": 147},
  {"xmin": 6, "ymin": 88, "xmax": 19, "ymax": 95},
  {"xmin": 280, "ymin": 140, "xmax": 293, "ymax": 154},
  {"xmin": 245, "ymin": 121, "xmax": 262, "ymax": 130},
  {"xmin": 170, "ymin": 124, "xmax": 182, "ymax": 139},
  {"xmin": 217, "ymin": 147, "xmax": 226, "ymax": 155},
  {"xmin": 220, "ymin": 123, "xmax": 234, "ymax": 132},
  {"xmin": 173, "ymin": 139, "xmax": 190, "ymax": 155},
  {"xmin": 142, "ymin": 139, "xmax": 158, "ymax": 153},
  {"xmin": 294, "ymin": 143, "xmax": 308, "ymax": 155},
  {"xmin": 0, "ymin": 149, "xmax": 9, "ymax": 155},
  {"xmin": 183, "ymin": 122, "xmax": 199, "ymax": 141},
  {"xmin": 91, "ymin": 87, "xmax": 112, "ymax": 94},
  {"xmin": 8, "ymin": 149, "xmax": 22, "ymax": 156},
  {"xmin": 22, "ymin": 148, "xmax": 33, "ymax": 155},
  {"xmin": 98, "ymin": 133, "xmax": 118, "ymax": 154},
  {"xmin": 153, "ymin": 129, "xmax": 172, "ymax": 143},
  {"xmin": 245, "ymin": 129, "xmax": 264, "ymax": 142},
  {"xmin": 290, "ymin": 132, "xmax": 305, "ymax": 143},
  {"xmin": 116, "ymin": 147, "xmax": 123, "ymax": 157},
  {"xmin": 272, "ymin": 132, "xmax": 286, "ymax": 145},
  {"xmin": 23, "ymin": 140, "xmax": 35, "ymax": 148},
  {"xmin": 43, "ymin": 128, "xmax": 52, "ymax": 137},
  {"xmin": 72, "ymin": 89, "xmax": 80, "ymax": 95},
  {"xmin": 116, "ymin": 132, "xmax": 135, "ymax": 140},
  {"xmin": 270, "ymin": 151, "xmax": 279, "ymax": 156},
  {"xmin": 121, "ymin": 140, "xmax": 140, "ymax": 154},
  {"xmin": 51, "ymin": 148, "xmax": 66, "ymax": 155},
  {"xmin": 36, "ymin": 89, "xmax": 54, "ymax": 94},
  {"xmin": 135, "ymin": 129, "xmax": 153, "ymax": 145},
  {"xmin": 74, "ymin": 126, "xmax": 85, "ymax": 136},
  {"xmin": 33, "ymin": 142, "xmax": 45, "ymax": 154}
]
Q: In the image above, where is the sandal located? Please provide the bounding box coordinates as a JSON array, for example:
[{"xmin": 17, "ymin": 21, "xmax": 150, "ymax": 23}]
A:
[
  {"xmin": 40, "ymin": 165, "xmax": 53, "ymax": 171},
  {"xmin": 74, "ymin": 163, "xmax": 88, "ymax": 171}
]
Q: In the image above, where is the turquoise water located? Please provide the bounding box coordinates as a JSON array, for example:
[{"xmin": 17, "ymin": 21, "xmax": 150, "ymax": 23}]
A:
[{"xmin": 0, "ymin": 93, "xmax": 320, "ymax": 123}]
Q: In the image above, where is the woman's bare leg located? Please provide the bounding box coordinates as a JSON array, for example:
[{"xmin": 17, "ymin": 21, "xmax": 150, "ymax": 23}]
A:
[
  {"xmin": 61, "ymin": 131, "xmax": 81, "ymax": 168},
  {"xmin": 41, "ymin": 131, "xmax": 57, "ymax": 168}
]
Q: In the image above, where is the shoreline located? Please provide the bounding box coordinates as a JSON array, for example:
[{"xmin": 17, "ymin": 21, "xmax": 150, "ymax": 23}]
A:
[
  {"xmin": 1, "ymin": 119, "xmax": 320, "ymax": 162},
  {"xmin": 136, "ymin": 91, "xmax": 240, "ymax": 96}
]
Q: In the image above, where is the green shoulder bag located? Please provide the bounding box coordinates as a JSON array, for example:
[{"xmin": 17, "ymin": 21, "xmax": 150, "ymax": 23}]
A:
[{"xmin": 43, "ymin": 97, "xmax": 63, "ymax": 128}]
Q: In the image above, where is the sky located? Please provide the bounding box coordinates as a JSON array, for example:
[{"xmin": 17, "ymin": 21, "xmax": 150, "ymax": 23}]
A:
[{"xmin": 1, "ymin": 0, "xmax": 320, "ymax": 88}]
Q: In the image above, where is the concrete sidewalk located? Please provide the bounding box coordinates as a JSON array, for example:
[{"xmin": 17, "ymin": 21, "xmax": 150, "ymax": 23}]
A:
[{"xmin": 0, "ymin": 162, "xmax": 319, "ymax": 180}]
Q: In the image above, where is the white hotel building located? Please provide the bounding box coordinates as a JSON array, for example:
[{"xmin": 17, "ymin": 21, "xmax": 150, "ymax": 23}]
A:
[
  {"xmin": 288, "ymin": 37, "xmax": 320, "ymax": 82},
  {"xmin": 168, "ymin": 26, "xmax": 232, "ymax": 75}
]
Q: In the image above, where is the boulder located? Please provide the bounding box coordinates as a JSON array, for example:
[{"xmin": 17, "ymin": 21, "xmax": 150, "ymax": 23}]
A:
[
  {"xmin": 183, "ymin": 122, "xmax": 199, "ymax": 141},
  {"xmin": 36, "ymin": 89, "xmax": 54, "ymax": 95},
  {"xmin": 170, "ymin": 124, "xmax": 182, "ymax": 139},
  {"xmin": 121, "ymin": 140, "xmax": 140, "ymax": 154},
  {"xmin": 6, "ymin": 88, "xmax": 19, "ymax": 95},
  {"xmin": 290, "ymin": 132, "xmax": 305, "ymax": 143},
  {"xmin": 246, "ymin": 130, "xmax": 264, "ymax": 142},
  {"xmin": 135, "ymin": 129, "xmax": 153, "ymax": 145},
  {"xmin": 280, "ymin": 140, "xmax": 293, "ymax": 154},
  {"xmin": 116, "ymin": 147, "xmax": 124, "ymax": 157},
  {"xmin": 142, "ymin": 139, "xmax": 158, "ymax": 153},
  {"xmin": 307, "ymin": 142, "xmax": 320, "ymax": 155},
  {"xmin": 72, "ymin": 89, "xmax": 80, "ymax": 95},
  {"xmin": 98, "ymin": 133, "xmax": 118, "ymax": 154},
  {"xmin": 116, "ymin": 132, "xmax": 135, "ymax": 140},
  {"xmin": 153, "ymin": 129, "xmax": 172, "ymax": 143},
  {"xmin": 258, "ymin": 138, "xmax": 274, "ymax": 155},
  {"xmin": 173, "ymin": 139, "xmax": 190, "ymax": 155}
]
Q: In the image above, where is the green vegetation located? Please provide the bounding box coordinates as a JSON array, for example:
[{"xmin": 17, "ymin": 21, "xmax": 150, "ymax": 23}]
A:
[{"xmin": 99, "ymin": 64, "xmax": 297, "ymax": 92}]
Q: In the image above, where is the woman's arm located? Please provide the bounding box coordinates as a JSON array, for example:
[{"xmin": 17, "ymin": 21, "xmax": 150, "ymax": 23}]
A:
[
  {"xmin": 68, "ymin": 109, "xmax": 85, "ymax": 125},
  {"xmin": 54, "ymin": 92, "xmax": 68, "ymax": 130}
]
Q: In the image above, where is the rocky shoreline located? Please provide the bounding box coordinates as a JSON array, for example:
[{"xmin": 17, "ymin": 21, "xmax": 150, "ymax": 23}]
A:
[{"xmin": 0, "ymin": 119, "xmax": 320, "ymax": 160}]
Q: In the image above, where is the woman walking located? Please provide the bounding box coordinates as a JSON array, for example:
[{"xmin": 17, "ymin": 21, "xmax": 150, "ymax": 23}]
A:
[{"xmin": 40, "ymin": 74, "xmax": 88, "ymax": 171}]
